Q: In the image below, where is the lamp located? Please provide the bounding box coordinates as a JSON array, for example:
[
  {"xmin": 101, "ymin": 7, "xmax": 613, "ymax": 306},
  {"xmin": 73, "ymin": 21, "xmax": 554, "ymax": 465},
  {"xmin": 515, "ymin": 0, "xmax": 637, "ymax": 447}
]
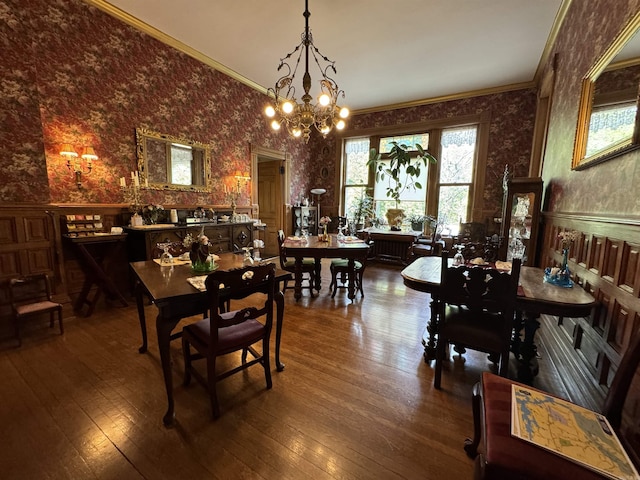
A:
[
  {"xmin": 264, "ymin": 0, "xmax": 349, "ymax": 143},
  {"xmin": 60, "ymin": 143, "xmax": 97, "ymax": 187},
  {"xmin": 226, "ymin": 171, "xmax": 251, "ymax": 219}
]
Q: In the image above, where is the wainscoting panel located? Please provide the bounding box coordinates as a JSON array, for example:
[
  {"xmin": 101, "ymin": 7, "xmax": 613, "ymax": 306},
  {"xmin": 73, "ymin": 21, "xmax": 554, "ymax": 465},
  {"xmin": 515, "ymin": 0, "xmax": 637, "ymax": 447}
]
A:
[{"xmin": 540, "ymin": 212, "xmax": 640, "ymax": 455}]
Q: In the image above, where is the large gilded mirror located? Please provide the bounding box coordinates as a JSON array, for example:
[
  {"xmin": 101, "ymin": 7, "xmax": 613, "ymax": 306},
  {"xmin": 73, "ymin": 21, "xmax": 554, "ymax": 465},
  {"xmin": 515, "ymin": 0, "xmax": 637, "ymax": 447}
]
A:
[
  {"xmin": 573, "ymin": 13, "xmax": 640, "ymax": 170},
  {"xmin": 136, "ymin": 127, "xmax": 212, "ymax": 192}
]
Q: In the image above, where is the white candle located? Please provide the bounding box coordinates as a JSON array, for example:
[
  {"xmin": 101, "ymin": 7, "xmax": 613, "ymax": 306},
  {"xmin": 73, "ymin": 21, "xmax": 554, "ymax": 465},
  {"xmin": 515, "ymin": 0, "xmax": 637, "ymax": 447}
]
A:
[{"xmin": 120, "ymin": 177, "xmax": 125, "ymax": 187}]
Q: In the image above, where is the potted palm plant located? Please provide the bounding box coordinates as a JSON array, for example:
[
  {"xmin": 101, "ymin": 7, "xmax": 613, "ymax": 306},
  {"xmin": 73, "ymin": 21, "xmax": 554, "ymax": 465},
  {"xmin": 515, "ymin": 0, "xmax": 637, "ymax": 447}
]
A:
[{"xmin": 368, "ymin": 142, "xmax": 436, "ymax": 229}]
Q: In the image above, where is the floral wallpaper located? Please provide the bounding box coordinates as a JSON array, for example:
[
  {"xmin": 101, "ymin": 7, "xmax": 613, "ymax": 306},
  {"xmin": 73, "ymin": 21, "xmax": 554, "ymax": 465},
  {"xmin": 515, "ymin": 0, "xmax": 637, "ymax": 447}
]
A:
[
  {"xmin": 541, "ymin": 0, "xmax": 640, "ymax": 215},
  {"xmin": 0, "ymin": 0, "xmax": 310, "ymax": 205},
  {"xmin": 7, "ymin": 0, "xmax": 636, "ymax": 221}
]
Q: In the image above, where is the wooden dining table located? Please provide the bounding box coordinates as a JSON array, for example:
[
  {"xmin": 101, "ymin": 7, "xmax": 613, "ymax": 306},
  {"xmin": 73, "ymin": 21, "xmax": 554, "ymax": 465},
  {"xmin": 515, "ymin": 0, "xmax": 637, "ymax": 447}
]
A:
[
  {"xmin": 282, "ymin": 234, "xmax": 370, "ymax": 301},
  {"xmin": 129, "ymin": 253, "xmax": 291, "ymax": 426},
  {"xmin": 401, "ymin": 256, "xmax": 597, "ymax": 382}
]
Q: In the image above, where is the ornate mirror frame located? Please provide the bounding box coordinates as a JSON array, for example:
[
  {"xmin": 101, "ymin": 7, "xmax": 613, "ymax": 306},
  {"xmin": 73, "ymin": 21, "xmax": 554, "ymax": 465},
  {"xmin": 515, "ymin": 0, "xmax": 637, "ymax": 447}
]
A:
[
  {"xmin": 572, "ymin": 12, "xmax": 640, "ymax": 170},
  {"xmin": 136, "ymin": 127, "xmax": 212, "ymax": 192}
]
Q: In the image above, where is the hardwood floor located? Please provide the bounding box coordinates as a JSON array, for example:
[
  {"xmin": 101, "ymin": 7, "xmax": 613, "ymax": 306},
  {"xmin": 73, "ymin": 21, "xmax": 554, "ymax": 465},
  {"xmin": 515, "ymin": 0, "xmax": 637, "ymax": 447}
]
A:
[{"xmin": 0, "ymin": 260, "xmax": 560, "ymax": 479}]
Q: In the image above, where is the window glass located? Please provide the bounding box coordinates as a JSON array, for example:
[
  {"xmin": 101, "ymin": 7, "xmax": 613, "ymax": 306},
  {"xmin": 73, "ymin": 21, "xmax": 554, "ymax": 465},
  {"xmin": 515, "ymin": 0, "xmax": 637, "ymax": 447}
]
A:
[
  {"xmin": 344, "ymin": 138, "xmax": 371, "ymax": 223},
  {"xmin": 380, "ymin": 134, "xmax": 429, "ymax": 153},
  {"xmin": 344, "ymin": 138, "xmax": 370, "ymax": 185},
  {"xmin": 439, "ymin": 128, "xmax": 475, "ymax": 183},
  {"xmin": 438, "ymin": 186, "xmax": 469, "ymax": 235},
  {"xmin": 437, "ymin": 126, "xmax": 477, "ymax": 233}
]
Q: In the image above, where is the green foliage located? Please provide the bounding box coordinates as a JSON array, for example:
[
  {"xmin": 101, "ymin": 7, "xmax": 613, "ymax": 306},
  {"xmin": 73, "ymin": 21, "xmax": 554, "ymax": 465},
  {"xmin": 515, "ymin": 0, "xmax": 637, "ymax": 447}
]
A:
[
  {"xmin": 368, "ymin": 142, "xmax": 437, "ymax": 208},
  {"xmin": 348, "ymin": 191, "xmax": 374, "ymax": 225}
]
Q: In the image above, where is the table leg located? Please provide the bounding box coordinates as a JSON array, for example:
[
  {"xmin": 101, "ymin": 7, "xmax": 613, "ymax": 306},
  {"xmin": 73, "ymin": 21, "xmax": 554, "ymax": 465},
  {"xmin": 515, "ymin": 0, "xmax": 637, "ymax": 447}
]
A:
[
  {"xmin": 347, "ymin": 258, "xmax": 356, "ymax": 300},
  {"xmin": 293, "ymin": 257, "xmax": 303, "ymax": 301},
  {"xmin": 135, "ymin": 281, "xmax": 148, "ymax": 354},
  {"xmin": 515, "ymin": 311, "xmax": 540, "ymax": 383},
  {"xmin": 422, "ymin": 294, "xmax": 440, "ymax": 362},
  {"xmin": 313, "ymin": 258, "xmax": 322, "ymax": 292},
  {"xmin": 275, "ymin": 287, "xmax": 286, "ymax": 371},
  {"xmin": 156, "ymin": 313, "xmax": 181, "ymax": 427}
]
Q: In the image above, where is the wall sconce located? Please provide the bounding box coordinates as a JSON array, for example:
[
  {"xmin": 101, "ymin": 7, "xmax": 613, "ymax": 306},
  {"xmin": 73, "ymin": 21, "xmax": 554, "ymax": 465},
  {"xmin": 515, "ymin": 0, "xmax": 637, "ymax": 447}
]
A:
[
  {"xmin": 60, "ymin": 143, "xmax": 98, "ymax": 187},
  {"xmin": 224, "ymin": 171, "xmax": 251, "ymax": 218}
]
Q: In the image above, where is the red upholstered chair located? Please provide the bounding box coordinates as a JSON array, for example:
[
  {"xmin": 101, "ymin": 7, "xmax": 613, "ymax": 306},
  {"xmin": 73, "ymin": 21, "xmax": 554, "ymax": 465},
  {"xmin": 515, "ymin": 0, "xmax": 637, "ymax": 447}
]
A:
[
  {"xmin": 464, "ymin": 327, "xmax": 640, "ymax": 479},
  {"xmin": 9, "ymin": 273, "xmax": 63, "ymax": 346},
  {"xmin": 182, "ymin": 263, "xmax": 276, "ymax": 419},
  {"xmin": 434, "ymin": 252, "xmax": 521, "ymax": 389}
]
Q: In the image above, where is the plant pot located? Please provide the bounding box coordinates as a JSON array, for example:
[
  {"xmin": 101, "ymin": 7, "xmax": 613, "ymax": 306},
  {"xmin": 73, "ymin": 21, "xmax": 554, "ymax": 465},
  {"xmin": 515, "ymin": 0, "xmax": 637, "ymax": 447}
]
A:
[
  {"xmin": 386, "ymin": 208, "xmax": 405, "ymax": 230},
  {"xmin": 411, "ymin": 221, "xmax": 424, "ymax": 232}
]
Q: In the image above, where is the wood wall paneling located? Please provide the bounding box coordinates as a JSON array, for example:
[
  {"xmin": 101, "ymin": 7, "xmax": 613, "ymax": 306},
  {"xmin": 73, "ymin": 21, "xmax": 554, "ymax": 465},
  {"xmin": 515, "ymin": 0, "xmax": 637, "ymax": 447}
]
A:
[
  {"xmin": 589, "ymin": 234, "xmax": 605, "ymax": 274},
  {"xmin": 620, "ymin": 241, "xmax": 640, "ymax": 295},
  {"xmin": 540, "ymin": 212, "xmax": 640, "ymax": 449}
]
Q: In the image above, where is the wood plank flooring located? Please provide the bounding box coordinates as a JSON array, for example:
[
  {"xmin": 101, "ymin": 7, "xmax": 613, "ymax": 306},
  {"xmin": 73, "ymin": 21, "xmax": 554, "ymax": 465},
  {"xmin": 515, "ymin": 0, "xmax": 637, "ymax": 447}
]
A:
[{"xmin": 0, "ymin": 259, "xmax": 561, "ymax": 479}]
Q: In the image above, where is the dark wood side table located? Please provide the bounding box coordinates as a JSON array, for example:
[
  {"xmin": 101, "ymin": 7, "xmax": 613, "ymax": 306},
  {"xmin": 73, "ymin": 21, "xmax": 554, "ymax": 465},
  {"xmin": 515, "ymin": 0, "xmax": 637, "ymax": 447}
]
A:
[{"xmin": 64, "ymin": 234, "xmax": 129, "ymax": 317}]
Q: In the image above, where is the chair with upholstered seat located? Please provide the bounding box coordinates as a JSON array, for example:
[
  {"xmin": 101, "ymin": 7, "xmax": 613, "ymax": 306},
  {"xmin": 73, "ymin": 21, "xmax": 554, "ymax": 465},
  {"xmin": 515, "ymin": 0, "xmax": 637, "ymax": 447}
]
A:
[
  {"xmin": 182, "ymin": 263, "xmax": 276, "ymax": 419},
  {"xmin": 464, "ymin": 327, "xmax": 640, "ymax": 479},
  {"xmin": 329, "ymin": 256, "xmax": 366, "ymax": 298},
  {"xmin": 434, "ymin": 251, "xmax": 521, "ymax": 389},
  {"xmin": 9, "ymin": 273, "xmax": 63, "ymax": 346},
  {"xmin": 277, "ymin": 230, "xmax": 316, "ymax": 296}
]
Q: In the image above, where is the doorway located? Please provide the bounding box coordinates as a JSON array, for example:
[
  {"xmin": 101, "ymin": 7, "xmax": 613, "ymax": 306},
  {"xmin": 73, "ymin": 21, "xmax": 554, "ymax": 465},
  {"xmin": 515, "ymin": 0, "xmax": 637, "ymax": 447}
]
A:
[{"xmin": 251, "ymin": 145, "xmax": 290, "ymax": 258}]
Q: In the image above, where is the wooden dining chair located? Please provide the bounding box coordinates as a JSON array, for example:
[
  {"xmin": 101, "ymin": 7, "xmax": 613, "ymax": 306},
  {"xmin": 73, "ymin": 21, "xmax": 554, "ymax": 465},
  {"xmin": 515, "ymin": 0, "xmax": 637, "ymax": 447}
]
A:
[
  {"xmin": 464, "ymin": 327, "xmax": 640, "ymax": 479},
  {"xmin": 434, "ymin": 252, "xmax": 522, "ymax": 389},
  {"xmin": 182, "ymin": 263, "xmax": 276, "ymax": 419},
  {"xmin": 8, "ymin": 273, "xmax": 63, "ymax": 346},
  {"xmin": 329, "ymin": 257, "xmax": 366, "ymax": 298},
  {"xmin": 277, "ymin": 229, "xmax": 316, "ymax": 296}
]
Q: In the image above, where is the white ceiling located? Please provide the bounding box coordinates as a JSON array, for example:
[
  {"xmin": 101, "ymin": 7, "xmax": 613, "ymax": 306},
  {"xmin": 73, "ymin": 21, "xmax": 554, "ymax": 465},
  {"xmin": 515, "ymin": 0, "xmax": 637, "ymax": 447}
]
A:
[{"xmin": 97, "ymin": 0, "xmax": 565, "ymax": 112}]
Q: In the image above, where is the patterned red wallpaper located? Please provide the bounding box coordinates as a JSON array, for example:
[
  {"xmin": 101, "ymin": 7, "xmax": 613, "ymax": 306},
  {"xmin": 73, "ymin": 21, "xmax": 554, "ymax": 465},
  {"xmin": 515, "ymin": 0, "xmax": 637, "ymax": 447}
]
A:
[
  {"xmin": 540, "ymin": 0, "xmax": 640, "ymax": 215},
  {"xmin": 1, "ymin": 0, "xmax": 539, "ymax": 214},
  {"xmin": 1, "ymin": 0, "xmax": 310, "ymax": 206}
]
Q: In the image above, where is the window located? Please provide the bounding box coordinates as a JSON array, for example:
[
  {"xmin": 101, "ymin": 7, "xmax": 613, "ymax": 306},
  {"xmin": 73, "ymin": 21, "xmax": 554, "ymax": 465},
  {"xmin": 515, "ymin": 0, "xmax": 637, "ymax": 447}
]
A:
[
  {"xmin": 343, "ymin": 138, "xmax": 370, "ymax": 221},
  {"xmin": 436, "ymin": 126, "xmax": 477, "ymax": 235},
  {"xmin": 340, "ymin": 122, "xmax": 480, "ymax": 232},
  {"xmin": 373, "ymin": 134, "xmax": 430, "ymax": 220}
]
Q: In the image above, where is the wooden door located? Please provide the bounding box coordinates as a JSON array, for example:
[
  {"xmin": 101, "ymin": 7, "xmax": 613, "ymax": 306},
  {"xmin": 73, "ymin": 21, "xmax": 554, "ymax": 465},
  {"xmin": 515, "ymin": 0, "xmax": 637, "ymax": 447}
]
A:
[{"xmin": 258, "ymin": 160, "xmax": 282, "ymax": 257}]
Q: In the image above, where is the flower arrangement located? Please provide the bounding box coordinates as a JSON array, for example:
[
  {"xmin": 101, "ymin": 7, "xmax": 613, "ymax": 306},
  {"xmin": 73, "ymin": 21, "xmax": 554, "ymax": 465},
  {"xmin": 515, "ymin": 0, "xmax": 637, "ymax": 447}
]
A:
[
  {"xmin": 558, "ymin": 230, "xmax": 578, "ymax": 251},
  {"xmin": 544, "ymin": 229, "xmax": 578, "ymax": 288},
  {"xmin": 183, "ymin": 228, "xmax": 213, "ymax": 271},
  {"xmin": 142, "ymin": 204, "xmax": 164, "ymax": 224}
]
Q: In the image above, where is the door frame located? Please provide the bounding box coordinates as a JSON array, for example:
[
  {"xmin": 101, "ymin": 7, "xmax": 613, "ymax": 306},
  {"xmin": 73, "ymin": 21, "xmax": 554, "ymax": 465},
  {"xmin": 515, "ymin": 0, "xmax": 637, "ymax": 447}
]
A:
[{"xmin": 250, "ymin": 143, "xmax": 291, "ymax": 229}]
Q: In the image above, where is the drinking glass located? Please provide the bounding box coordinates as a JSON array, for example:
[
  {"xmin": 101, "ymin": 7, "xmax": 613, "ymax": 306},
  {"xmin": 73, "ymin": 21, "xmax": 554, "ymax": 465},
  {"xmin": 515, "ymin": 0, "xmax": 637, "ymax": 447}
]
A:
[
  {"xmin": 159, "ymin": 243, "xmax": 173, "ymax": 265},
  {"xmin": 453, "ymin": 246, "xmax": 464, "ymax": 266}
]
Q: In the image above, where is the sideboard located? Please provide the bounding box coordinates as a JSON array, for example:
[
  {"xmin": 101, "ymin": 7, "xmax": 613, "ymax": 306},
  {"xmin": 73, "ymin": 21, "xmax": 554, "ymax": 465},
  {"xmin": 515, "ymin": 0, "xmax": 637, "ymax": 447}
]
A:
[
  {"xmin": 362, "ymin": 228, "xmax": 422, "ymax": 265},
  {"xmin": 125, "ymin": 221, "xmax": 254, "ymax": 261}
]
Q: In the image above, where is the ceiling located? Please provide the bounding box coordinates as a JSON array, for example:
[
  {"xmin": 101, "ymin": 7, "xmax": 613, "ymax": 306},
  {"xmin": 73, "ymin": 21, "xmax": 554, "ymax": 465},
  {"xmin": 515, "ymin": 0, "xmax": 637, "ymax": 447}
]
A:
[{"xmin": 94, "ymin": 0, "xmax": 567, "ymax": 113}]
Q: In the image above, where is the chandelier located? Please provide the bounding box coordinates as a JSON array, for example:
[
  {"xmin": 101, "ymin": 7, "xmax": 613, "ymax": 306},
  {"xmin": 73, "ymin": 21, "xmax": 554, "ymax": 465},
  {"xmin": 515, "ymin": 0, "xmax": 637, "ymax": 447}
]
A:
[{"xmin": 264, "ymin": 0, "xmax": 349, "ymax": 143}]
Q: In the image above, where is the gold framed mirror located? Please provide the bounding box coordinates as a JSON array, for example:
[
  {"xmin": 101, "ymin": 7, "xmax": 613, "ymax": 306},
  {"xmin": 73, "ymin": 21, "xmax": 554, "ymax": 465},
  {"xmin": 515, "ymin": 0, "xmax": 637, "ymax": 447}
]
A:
[
  {"xmin": 572, "ymin": 12, "xmax": 640, "ymax": 170},
  {"xmin": 136, "ymin": 127, "xmax": 212, "ymax": 192}
]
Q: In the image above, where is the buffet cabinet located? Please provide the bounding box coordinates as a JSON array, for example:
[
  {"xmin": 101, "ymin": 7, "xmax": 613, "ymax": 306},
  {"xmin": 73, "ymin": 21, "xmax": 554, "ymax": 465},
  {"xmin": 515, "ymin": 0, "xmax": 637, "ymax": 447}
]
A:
[{"xmin": 125, "ymin": 222, "xmax": 254, "ymax": 261}]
